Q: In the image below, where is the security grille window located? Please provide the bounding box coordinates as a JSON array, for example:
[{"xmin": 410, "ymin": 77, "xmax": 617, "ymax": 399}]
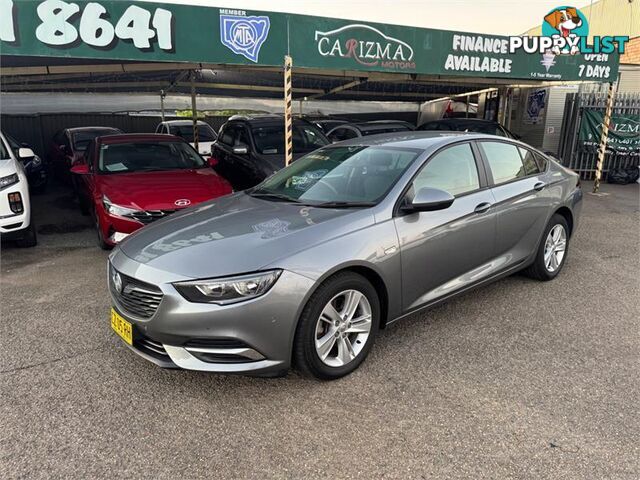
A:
[
  {"xmin": 479, "ymin": 142, "xmax": 526, "ymax": 184},
  {"xmin": 411, "ymin": 143, "xmax": 480, "ymax": 196}
]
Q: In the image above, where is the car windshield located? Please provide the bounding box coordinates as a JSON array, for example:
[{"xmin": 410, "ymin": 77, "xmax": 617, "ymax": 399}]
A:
[
  {"xmin": 0, "ymin": 136, "xmax": 10, "ymax": 160},
  {"xmin": 73, "ymin": 129, "xmax": 121, "ymax": 152},
  {"xmin": 249, "ymin": 145, "xmax": 420, "ymax": 206},
  {"xmin": 98, "ymin": 141, "xmax": 206, "ymax": 174},
  {"xmin": 251, "ymin": 123, "xmax": 328, "ymax": 155},
  {"xmin": 169, "ymin": 124, "xmax": 217, "ymax": 142}
]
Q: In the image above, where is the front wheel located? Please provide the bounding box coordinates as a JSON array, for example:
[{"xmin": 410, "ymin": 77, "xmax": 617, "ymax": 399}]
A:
[
  {"xmin": 93, "ymin": 208, "xmax": 112, "ymax": 250},
  {"xmin": 523, "ymin": 214, "xmax": 570, "ymax": 281},
  {"xmin": 15, "ymin": 220, "xmax": 37, "ymax": 248},
  {"xmin": 294, "ymin": 272, "xmax": 379, "ymax": 380}
]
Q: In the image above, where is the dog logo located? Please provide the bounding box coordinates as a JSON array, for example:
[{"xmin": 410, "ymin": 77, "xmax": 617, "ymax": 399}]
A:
[
  {"xmin": 542, "ymin": 6, "xmax": 589, "ymax": 55},
  {"xmin": 174, "ymin": 199, "xmax": 191, "ymax": 207},
  {"xmin": 220, "ymin": 14, "xmax": 270, "ymax": 63}
]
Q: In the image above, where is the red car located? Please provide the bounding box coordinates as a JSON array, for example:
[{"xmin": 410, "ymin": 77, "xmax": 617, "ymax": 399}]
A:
[
  {"xmin": 70, "ymin": 134, "xmax": 232, "ymax": 249},
  {"xmin": 49, "ymin": 127, "xmax": 123, "ymax": 184}
]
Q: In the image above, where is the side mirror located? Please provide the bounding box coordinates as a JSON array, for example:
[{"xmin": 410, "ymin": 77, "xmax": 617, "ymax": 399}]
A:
[
  {"xmin": 70, "ymin": 164, "xmax": 90, "ymax": 175},
  {"xmin": 232, "ymin": 143, "xmax": 249, "ymax": 155},
  {"xmin": 402, "ymin": 187, "xmax": 455, "ymax": 213},
  {"xmin": 207, "ymin": 157, "xmax": 218, "ymax": 167},
  {"xmin": 18, "ymin": 147, "xmax": 35, "ymax": 159}
]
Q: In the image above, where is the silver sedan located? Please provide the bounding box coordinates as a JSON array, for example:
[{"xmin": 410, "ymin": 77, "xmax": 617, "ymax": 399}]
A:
[{"xmin": 108, "ymin": 132, "xmax": 582, "ymax": 379}]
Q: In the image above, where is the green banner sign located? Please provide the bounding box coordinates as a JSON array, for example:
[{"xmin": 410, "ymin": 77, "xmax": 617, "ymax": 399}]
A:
[
  {"xmin": 0, "ymin": 0, "xmax": 620, "ymax": 82},
  {"xmin": 579, "ymin": 109, "xmax": 640, "ymax": 155}
]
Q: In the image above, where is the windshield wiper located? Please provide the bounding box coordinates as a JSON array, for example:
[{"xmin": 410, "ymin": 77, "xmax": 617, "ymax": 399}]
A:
[
  {"xmin": 308, "ymin": 201, "xmax": 376, "ymax": 208},
  {"xmin": 248, "ymin": 191, "xmax": 301, "ymax": 203}
]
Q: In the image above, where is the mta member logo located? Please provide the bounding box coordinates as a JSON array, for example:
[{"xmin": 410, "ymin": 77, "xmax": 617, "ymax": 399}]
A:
[
  {"xmin": 315, "ymin": 24, "xmax": 415, "ymax": 71},
  {"xmin": 220, "ymin": 10, "xmax": 270, "ymax": 63}
]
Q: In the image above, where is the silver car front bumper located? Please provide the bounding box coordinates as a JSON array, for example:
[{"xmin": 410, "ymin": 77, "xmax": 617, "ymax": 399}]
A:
[{"xmin": 109, "ymin": 249, "xmax": 316, "ymax": 375}]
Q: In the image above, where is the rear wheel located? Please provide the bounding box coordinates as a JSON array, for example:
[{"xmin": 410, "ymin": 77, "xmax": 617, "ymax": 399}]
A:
[
  {"xmin": 523, "ymin": 214, "xmax": 569, "ymax": 281},
  {"xmin": 294, "ymin": 272, "xmax": 379, "ymax": 380}
]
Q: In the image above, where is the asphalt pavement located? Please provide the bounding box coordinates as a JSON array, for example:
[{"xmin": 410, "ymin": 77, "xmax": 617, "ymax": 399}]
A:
[{"xmin": 1, "ymin": 181, "xmax": 638, "ymax": 479}]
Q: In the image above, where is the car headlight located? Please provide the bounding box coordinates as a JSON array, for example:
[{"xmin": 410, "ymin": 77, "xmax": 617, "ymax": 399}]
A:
[
  {"xmin": 174, "ymin": 270, "xmax": 282, "ymax": 304},
  {"xmin": 0, "ymin": 173, "xmax": 19, "ymax": 190},
  {"xmin": 102, "ymin": 194, "xmax": 140, "ymax": 217}
]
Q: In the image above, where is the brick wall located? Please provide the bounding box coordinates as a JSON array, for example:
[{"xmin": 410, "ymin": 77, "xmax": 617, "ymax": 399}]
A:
[{"xmin": 621, "ymin": 36, "xmax": 640, "ymax": 65}]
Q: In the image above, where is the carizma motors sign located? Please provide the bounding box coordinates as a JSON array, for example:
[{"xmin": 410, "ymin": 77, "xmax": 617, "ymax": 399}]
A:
[{"xmin": 314, "ymin": 24, "xmax": 415, "ymax": 70}]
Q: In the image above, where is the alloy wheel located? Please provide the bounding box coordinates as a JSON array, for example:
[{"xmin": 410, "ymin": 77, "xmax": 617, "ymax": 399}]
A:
[
  {"xmin": 544, "ymin": 224, "xmax": 567, "ymax": 272},
  {"xmin": 314, "ymin": 289, "xmax": 372, "ymax": 367}
]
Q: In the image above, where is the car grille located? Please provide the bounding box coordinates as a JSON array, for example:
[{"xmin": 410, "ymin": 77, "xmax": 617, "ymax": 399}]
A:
[
  {"xmin": 125, "ymin": 209, "xmax": 177, "ymax": 225},
  {"xmin": 110, "ymin": 266, "xmax": 163, "ymax": 319}
]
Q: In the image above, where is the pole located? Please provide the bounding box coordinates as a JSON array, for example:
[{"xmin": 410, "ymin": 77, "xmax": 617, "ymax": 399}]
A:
[
  {"xmin": 284, "ymin": 55, "xmax": 293, "ymax": 166},
  {"xmin": 593, "ymin": 82, "xmax": 616, "ymax": 193},
  {"xmin": 190, "ymin": 71, "xmax": 199, "ymax": 152},
  {"xmin": 465, "ymin": 95, "xmax": 470, "ymax": 118},
  {"xmin": 160, "ymin": 89, "xmax": 166, "ymax": 122}
]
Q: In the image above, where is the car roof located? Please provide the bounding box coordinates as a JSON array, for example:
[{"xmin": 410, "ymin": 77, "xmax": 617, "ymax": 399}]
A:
[
  {"xmin": 226, "ymin": 114, "xmax": 315, "ymax": 127},
  {"xmin": 162, "ymin": 120, "xmax": 209, "ymax": 125},
  {"xmin": 97, "ymin": 133, "xmax": 184, "ymax": 144},
  {"xmin": 427, "ymin": 118, "xmax": 499, "ymax": 125},
  {"xmin": 329, "ymin": 130, "xmax": 515, "ymax": 149},
  {"xmin": 340, "ymin": 121, "xmax": 414, "ymax": 132},
  {"xmin": 67, "ymin": 126, "xmax": 122, "ymax": 133}
]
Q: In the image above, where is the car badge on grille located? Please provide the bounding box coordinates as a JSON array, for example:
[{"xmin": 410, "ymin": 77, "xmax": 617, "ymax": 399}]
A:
[
  {"xmin": 175, "ymin": 199, "xmax": 191, "ymax": 207},
  {"xmin": 112, "ymin": 270, "xmax": 123, "ymax": 293}
]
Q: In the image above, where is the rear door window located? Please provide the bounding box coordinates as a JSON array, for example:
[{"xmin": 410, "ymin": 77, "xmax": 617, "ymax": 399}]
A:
[
  {"xmin": 479, "ymin": 141, "xmax": 526, "ymax": 184},
  {"xmin": 517, "ymin": 147, "xmax": 541, "ymax": 175}
]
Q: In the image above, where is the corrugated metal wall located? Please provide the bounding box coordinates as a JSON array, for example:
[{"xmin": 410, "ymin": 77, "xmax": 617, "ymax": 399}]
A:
[
  {"xmin": 542, "ymin": 86, "xmax": 578, "ymax": 154},
  {"xmin": 0, "ymin": 114, "xmax": 229, "ymax": 157},
  {"xmin": 618, "ymin": 65, "xmax": 640, "ymax": 94}
]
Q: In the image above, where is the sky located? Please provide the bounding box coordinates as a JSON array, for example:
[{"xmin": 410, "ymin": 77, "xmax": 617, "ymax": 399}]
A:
[{"xmin": 139, "ymin": 0, "xmax": 596, "ymax": 35}]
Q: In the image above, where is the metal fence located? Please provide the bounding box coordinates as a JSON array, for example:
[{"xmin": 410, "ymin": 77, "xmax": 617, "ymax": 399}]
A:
[{"xmin": 558, "ymin": 91, "xmax": 640, "ymax": 180}]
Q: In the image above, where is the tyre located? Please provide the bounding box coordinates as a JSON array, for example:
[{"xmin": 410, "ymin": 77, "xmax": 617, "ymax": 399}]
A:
[
  {"xmin": 93, "ymin": 208, "xmax": 112, "ymax": 250},
  {"xmin": 294, "ymin": 272, "xmax": 380, "ymax": 380},
  {"xmin": 523, "ymin": 213, "xmax": 569, "ymax": 281},
  {"xmin": 15, "ymin": 220, "xmax": 37, "ymax": 248}
]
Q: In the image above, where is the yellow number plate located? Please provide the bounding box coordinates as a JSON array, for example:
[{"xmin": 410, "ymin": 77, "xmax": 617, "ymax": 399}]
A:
[{"xmin": 111, "ymin": 308, "xmax": 132, "ymax": 345}]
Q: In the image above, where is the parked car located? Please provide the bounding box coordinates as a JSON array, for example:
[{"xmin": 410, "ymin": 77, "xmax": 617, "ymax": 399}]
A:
[
  {"xmin": 49, "ymin": 127, "xmax": 123, "ymax": 183},
  {"xmin": 155, "ymin": 120, "xmax": 218, "ymax": 156},
  {"xmin": 3, "ymin": 133, "xmax": 47, "ymax": 193},
  {"xmin": 417, "ymin": 118, "xmax": 518, "ymax": 138},
  {"xmin": 210, "ymin": 114, "xmax": 329, "ymax": 190},
  {"xmin": 0, "ymin": 131, "xmax": 37, "ymax": 247},
  {"xmin": 108, "ymin": 132, "xmax": 582, "ymax": 379},
  {"xmin": 70, "ymin": 134, "xmax": 232, "ymax": 249},
  {"xmin": 326, "ymin": 121, "xmax": 414, "ymax": 142},
  {"xmin": 302, "ymin": 115, "xmax": 350, "ymax": 134}
]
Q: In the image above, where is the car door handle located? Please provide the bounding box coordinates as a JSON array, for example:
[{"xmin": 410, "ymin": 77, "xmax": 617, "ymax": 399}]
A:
[
  {"xmin": 474, "ymin": 202, "xmax": 492, "ymax": 214},
  {"xmin": 533, "ymin": 182, "xmax": 546, "ymax": 192}
]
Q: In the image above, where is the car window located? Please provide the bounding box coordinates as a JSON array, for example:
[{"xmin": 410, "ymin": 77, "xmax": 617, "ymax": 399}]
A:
[
  {"xmin": 252, "ymin": 145, "xmax": 420, "ymax": 204},
  {"xmin": 454, "ymin": 122, "xmax": 505, "ymax": 136},
  {"xmin": 479, "ymin": 141, "xmax": 526, "ymax": 184},
  {"xmin": 411, "ymin": 143, "xmax": 480, "ymax": 196},
  {"xmin": 518, "ymin": 147, "xmax": 541, "ymax": 175},
  {"xmin": 534, "ymin": 152, "xmax": 548, "ymax": 171},
  {"xmin": 168, "ymin": 124, "xmax": 217, "ymax": 142},
  {"xmin": 98, "ymin": 141, "xmax": 206, "ymax": 174},
  {"xmin": 72, "ymin": 129, "xmax": 121, "ymax": 152},
  {"xmin": 252, "ymin": 123, "xmax": 328, "ymax": 155},
  {"xmin": 328, "ymin": 127, "xmax": 358, "ymax": 142},
  {"xmin": 85, "ymin": 140, "xmax": 96, "ymax": 171},
  {"xmin": 155, "ymin": 124, "xmax": 163, "ymax": 134}
]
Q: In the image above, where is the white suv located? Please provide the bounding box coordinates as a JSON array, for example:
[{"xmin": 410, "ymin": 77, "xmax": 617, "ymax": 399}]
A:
[
  {"xmin": 0, "ymin": 131, "xmax": 37, "ymax": 247},
  {"xmin": 155, "ymin": 120, "xmax": 217, "ymax": 155}
]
